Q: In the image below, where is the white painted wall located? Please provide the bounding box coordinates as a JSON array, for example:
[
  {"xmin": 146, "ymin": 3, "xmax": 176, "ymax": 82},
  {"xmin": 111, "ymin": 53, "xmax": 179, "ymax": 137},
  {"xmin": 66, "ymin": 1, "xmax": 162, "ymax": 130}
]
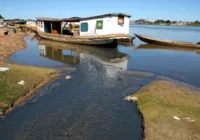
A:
[
  {"xmin": 0, "ymin": 19, "xmax": 3, "ymax": 26},
  {"xmin": 26, "ymin": 21, "xmax": 37, "ymax": 27},
  {"xmin": 80, "ymin": 16, "xmax": 129, "ymax": 36},
  {"xmin": 37, "ymin": 21, "xmax": 44, "ymax": 32}
]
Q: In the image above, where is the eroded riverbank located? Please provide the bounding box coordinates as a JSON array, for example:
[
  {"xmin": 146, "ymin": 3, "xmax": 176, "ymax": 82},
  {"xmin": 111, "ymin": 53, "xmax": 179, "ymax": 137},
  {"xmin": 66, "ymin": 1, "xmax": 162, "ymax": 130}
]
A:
[{"xmin": 0, "ymin": 28, "xmax": 59, "ymax": 116}]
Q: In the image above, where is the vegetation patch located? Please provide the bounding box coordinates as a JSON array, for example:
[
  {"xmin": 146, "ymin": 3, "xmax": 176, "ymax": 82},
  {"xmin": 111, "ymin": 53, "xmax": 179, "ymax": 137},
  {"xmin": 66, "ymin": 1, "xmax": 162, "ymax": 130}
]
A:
[
  {"xmin": 0, "ymin": 63, "xmax": 58, "ymax": 115},
  {"xmin": 131, "ymin": 79, "xmax": 200, "ymax": 140}
]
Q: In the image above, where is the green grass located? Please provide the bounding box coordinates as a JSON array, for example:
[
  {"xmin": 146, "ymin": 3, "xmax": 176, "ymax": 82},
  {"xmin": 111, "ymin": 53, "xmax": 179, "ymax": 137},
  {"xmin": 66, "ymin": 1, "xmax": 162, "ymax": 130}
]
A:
[
  {"xmin": 132, "ymin": 79, "xmax": 200, "ymax": 140},
  {"xmin": 0, "ymin": 63, "xmax": 57, "ymax": 114}
]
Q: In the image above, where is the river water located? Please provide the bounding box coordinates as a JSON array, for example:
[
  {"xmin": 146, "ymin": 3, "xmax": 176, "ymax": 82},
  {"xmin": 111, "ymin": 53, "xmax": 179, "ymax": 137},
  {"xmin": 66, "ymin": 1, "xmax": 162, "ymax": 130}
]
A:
[{"xmin": 0, "ymin": 25, "xmax": 200, "ymax": 140}]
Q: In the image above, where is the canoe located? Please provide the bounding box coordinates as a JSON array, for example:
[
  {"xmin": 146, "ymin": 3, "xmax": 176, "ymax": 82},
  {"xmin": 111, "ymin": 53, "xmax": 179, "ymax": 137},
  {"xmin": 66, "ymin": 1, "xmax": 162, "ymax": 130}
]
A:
[
  {"xmin": 134, "ymin": 33, "xmax": 200, "ymax": 49},
  {"xmin": 37, "ymin": 31, "xmax": 132, "ymax": 47}
]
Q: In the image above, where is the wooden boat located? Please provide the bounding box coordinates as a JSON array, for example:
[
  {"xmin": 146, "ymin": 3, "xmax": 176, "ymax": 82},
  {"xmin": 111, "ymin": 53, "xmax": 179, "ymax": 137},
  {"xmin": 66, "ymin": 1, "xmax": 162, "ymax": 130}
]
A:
[
  {"xmin": 37, "ymin": 31, "xmax": 131, "ymax": 47},
  {"xmin": 134, "ymin": 33, "xmax": 200, "ymax": 49},
  {"xmin": 118, "ymin": 36, "xmax": 135, "ymax": 46},
  {"xmin": 36, "ymin": 13, "xmax": 133, "ymax": 47}
]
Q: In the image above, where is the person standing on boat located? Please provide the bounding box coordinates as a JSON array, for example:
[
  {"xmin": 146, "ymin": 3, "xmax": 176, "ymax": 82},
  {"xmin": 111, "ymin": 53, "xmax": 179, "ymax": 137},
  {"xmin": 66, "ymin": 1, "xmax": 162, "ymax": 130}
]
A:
[{"xmin": 69, "ymin": 23, "xmax": 73, "ymax": 30}]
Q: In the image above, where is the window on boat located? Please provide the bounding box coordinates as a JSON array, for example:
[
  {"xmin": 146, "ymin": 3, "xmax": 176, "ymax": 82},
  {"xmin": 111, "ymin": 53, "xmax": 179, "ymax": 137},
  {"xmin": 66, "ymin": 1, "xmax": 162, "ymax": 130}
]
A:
[
  {"xmin": 81, "ymin": 22, "xmax": 88, "ymax": 32},
  {"xmin": 118, "ymin": 16, "xmax": 124, "ymax": 26},
  {"xmin": 96, "ymin": 20, "xmax": 103, "ymax": 29}
]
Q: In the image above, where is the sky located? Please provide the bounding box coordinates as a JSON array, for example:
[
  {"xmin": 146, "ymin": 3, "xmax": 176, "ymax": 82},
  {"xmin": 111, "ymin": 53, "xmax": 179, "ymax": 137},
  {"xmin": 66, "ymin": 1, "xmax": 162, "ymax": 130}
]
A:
[{"xmin": 0, "ymin": 0, "xmax": 199, "ymax": 21}]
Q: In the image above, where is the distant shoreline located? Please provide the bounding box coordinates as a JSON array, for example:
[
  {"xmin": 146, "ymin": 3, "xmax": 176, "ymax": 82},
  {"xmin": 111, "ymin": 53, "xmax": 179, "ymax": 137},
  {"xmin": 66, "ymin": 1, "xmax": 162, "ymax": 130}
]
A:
[{"xmin": 130, "ymin": 23, "xmax": 200, "ymax": 27}]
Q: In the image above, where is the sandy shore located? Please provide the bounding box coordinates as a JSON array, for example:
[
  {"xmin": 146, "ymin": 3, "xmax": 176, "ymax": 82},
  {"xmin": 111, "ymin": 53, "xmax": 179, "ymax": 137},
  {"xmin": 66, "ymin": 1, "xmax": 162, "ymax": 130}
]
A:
[{"xmin": 0, "ymin": 27, "xmax": 59, "ymax": 116}]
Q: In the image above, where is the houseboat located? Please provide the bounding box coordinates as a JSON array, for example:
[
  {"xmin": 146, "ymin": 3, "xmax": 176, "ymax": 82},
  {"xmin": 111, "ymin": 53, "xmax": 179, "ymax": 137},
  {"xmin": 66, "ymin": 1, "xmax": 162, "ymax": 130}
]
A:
[
  {"xmin": 26, "ymin": 19, "xmax": 37, "ymax": 28},
  {"xmin": 36, "ymin": 13, "xmax": 133, "ymax": 47},
  {"xmin": 0, "ymin": 19, "xmax": 3, "ymax": 28}
]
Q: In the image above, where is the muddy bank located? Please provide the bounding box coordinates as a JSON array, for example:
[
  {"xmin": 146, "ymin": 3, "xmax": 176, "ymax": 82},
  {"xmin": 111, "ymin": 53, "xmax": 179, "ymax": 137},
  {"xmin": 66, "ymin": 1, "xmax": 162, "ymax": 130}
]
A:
[
  {"xmin": 0, "ymin": 28, "xmax": 26, "ymax": 62},
  {"xmin": 0, "ymin": 28, "xmax": 60, "ymax": 116},
  {"xmin": 130, "ymin": 79, "xmax": 200, "ymax": 140}
]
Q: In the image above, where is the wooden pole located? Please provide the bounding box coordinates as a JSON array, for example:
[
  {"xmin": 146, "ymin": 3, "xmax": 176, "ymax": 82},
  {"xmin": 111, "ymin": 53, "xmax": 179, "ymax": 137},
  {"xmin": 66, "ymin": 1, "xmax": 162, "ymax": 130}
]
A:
[
  {"xmin": 51, "ymin": 22, "xmax": 53, "ymax": 33},
  {"xmin": 61, "ymin": 22, "xmax": 62, "ymax": 34}
]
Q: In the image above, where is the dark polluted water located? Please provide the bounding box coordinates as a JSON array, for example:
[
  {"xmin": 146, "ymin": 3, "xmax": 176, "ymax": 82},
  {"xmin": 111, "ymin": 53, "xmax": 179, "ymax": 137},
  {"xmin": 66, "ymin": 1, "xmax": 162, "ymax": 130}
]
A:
[{"xmin": 0, "ymin": 38, "xmax": 154, "ymax": 140}]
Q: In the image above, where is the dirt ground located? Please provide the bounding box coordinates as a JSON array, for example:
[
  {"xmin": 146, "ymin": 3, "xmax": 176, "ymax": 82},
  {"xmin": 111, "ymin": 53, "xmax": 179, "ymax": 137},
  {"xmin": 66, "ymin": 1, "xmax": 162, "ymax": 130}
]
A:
[
  {"xmin": 132, "ymin": 79, "xmax": 200, "ymax": 140},
  {"xmin": 0, "ymin": 27, "xmax": 26, "ymax": 62}
]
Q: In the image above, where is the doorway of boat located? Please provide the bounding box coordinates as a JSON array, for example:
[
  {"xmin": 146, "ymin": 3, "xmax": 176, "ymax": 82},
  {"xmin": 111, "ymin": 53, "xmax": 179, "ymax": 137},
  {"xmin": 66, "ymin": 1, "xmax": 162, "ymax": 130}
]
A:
[
  {"xmin": 44, "ymin": 21, "xmax": 61, "ymax": 34},
  {"xmin": 62, "ymin": 22, "xmax": 80, "ymax": 36}
]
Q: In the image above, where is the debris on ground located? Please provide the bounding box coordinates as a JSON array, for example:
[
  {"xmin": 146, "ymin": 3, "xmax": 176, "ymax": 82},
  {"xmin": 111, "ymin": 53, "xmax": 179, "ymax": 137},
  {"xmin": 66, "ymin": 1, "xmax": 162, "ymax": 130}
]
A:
[
  {"xmin": 65, "ymin": 76, "xmax": 71, "ymax": 80},
  {"xmin": 0, "ymin": 67, "xmax": 11, "ymax": 71},
  {"xmin": 173, "ymin": 116, "xmax": 180, "ymax": 120},
  {"xmin": 183, "ymin": 117, "xmax": 195, "ymax": 122},
  {"xmin": 4, "ymin": 31, "xmax": 9, "ymax": 36},
  {"xmin": 17, "ymin": 80, "xmax": 25, "ymax": 85},
  {"xmin": 124, "ymin": 95, "xmax": 138, "ymax": 102}
]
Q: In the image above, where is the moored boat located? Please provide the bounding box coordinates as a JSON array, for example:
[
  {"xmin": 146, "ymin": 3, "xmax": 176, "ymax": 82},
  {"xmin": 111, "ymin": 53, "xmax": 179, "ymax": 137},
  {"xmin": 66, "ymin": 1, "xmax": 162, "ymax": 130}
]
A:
[
  {"xmin": 36, "ymin": 13, "xmax": 133, "ymax": 47},
  {"xmin": 135, "ymin": 33, "xmax": 200, "ymax": 49}
]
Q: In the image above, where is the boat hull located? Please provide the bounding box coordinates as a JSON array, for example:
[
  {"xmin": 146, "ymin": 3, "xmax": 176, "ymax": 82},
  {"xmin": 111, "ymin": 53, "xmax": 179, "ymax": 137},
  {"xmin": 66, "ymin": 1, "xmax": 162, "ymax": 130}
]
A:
[
  {"xmin": 135, "ymin": 33, "xmax": 200, "ymax": 49},
  {"xmin": 37, "ymin": 31, "xmax": 120, "ymax": 47}
]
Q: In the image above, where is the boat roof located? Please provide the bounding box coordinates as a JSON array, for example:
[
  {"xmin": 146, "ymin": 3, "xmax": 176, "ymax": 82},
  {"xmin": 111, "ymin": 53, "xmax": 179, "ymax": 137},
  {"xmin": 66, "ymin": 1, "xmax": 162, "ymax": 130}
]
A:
[
  {"xmin": 37, "ymin": 13, "xmax": 131, "ymax": 22},
  {"xmin": 62, "ymin": 17, "xmax": 82, "ymax": 22},
  {"xmin": 37, "ymin": 17, "xmax": 62, "ymax": 22},
  {"xmin": 27, "ymin": 19, "xmax": 36, "ymax": 22},
  {"xmin": 80, "ymin": 13, "xmax": 131, "ymax": 21}
]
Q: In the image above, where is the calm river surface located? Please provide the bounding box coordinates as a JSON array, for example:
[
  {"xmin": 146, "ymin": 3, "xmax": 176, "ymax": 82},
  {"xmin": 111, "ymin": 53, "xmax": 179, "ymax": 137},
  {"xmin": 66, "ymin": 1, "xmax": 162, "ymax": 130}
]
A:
[{"xmin": 0, "ymin": 25, "xmax": 200, "ymax": 140}]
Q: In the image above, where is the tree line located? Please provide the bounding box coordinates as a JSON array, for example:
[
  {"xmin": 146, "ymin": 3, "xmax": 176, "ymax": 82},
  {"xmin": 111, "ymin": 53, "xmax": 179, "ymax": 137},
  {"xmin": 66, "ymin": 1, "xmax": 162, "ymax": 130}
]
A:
[
  {"xmin": 0, "ymin": 14, "xmax": 3, "ymax": 19},
  {"xmin": 133, "ymin": 19, "xmax": 200, "ymax": 26}
]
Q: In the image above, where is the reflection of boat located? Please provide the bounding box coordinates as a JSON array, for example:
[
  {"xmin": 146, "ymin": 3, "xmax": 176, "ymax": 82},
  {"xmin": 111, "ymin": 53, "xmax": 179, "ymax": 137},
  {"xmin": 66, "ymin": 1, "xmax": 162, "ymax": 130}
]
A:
[
  {"xmin": 135, "ymin": 33, "xmax": 200, "ymax": 49},
  {"xmin": 136, "ymin": 44, "xmax": 200, "ymax": 54},
  {"xmin": 39, "ymin": 45, "xmax": 80, "ymax": 65},
  {"xmin": 38, "ymin": 39, "xmax": 128, "ymax": 63}
]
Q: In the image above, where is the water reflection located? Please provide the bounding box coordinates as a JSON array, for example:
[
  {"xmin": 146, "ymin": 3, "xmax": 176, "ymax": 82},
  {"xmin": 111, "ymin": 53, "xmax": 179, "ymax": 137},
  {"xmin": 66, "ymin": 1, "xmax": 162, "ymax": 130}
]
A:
[
  {"xmin": 11, "ymin": 37, "xmax": 128, "ymax": 68},
  {"xmin": 136, "ymin": 44, "xmax": 200, "ymax": 54},
  {"xmin": 38, "ymin": 40, "xmax": 129, "ymax": 79},
  {"xmin": 39, "ymin": 45, "xmax": 80, "ymax": 65},
  {"xmin": 38, "ymin": 39, "xmax": 128, "ymax": 65}
]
